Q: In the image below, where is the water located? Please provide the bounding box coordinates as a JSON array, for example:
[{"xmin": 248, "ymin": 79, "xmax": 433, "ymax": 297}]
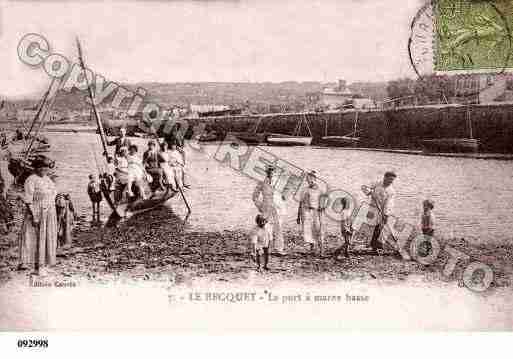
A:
[{"xmin": 46, "ymin": 132, "xmax": 513, "ymax": 244}]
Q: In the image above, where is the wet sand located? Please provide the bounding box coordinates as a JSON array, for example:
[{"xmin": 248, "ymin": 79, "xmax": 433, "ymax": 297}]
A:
[
  {"xmin": 1, "ymin": 191, "xmax": 513, "ymax": 330},
  {"xmin": 2, "ymin": 189, "xmax": 512, "ymax": 290}
]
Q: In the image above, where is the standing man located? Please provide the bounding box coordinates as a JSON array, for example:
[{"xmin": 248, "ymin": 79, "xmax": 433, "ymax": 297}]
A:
[
  {"xmin": 107, "ymin": 127, "xmax": 131, "ymax": 157},
  {"xmin": 363, "ymin": 171, "xmax": 396, "ymax": 254},
  {"xmin": 252, "ymin": 165, "xmax": 286, "ymax": 256},
  {"xmin": 297, "ymin": 170, "xmax": 327, "ymax": 256}
]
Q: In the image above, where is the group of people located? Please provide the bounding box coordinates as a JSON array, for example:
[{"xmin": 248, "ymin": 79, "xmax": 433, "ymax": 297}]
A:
[
  {"xmin": 249, "ymin": 168, "xmax": 436, "ymax": 271},
  {"xmin": 5, "ymin": 122, "xmax": 438, "ymax": 276},
  {"xmin": 86, "ymin": 126, "xmax": 190, "ymax": 221}
]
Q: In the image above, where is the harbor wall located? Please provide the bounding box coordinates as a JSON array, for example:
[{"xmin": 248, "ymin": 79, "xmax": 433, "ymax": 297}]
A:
[{"xmin": 190, "ymin": 103, "xmax": 513, "ymax": 153}]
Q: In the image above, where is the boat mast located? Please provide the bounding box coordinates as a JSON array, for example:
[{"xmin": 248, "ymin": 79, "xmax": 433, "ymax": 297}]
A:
[
  {"xmin": 467, "ymin": 106, "xmax": 473, "ymax": 139},
  {"xmin": 76, "ymin": 37, "xmax": 109, "ymax": 158},
  {"xmin": 25, "ymin": 79, "xmax": 54, "ymax": 139},
  {"xmin": 24, "ymin": 78, "xmax": 62, "ymax": 156},
  {"xmin": 353, "ymin": 110, "xmax": 358, "ymax": 137}
]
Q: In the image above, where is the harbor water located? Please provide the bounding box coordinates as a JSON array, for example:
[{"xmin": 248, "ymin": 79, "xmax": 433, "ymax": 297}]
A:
[{"xmin": 41, "ymin": 132, "xmax": 513, "ymax": 244}]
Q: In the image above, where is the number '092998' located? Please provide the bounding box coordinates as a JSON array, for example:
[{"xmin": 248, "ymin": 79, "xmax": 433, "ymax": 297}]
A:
[{"xmin": 17, "ymin": 339, "xmax": 48, "ymax": 348}]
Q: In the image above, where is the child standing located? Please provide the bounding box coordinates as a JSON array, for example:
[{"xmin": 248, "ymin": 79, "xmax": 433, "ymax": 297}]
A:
[
  {"xmin": 417, "ymin": 199, "xmax": 435, "ymax": 258},
  {"xmin": 87, "ymin": 174, "xmax": 102, "ymax": 223},
  {"xmin": 56, "ymin": 193, "xmax": 77, "ymax": 247},
  {"xmin": 333, "ymin": 197, "xmax": 352, "ymax": 259},
  {"xmin": 249, "ymin": 214, "xmax": 271, "ymax": 271},
  {"xmin": 421, "ymin": 199, "xmax": 435, "ymax": 236}
]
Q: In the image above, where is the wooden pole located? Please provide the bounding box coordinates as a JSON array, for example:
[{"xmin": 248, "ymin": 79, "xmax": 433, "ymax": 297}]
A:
[{"xmin": 76, "ymin": 37, "xmax": 109, "ymax": 159}]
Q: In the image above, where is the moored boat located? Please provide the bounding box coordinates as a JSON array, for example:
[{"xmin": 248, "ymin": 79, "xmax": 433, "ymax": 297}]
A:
[
  {"xmin": 266, "ymin": 134, "xmax": 312, "ymax": 146},
  {"xmin": 421, "ymin": 138, "xmax": 479, "ymax": 153},
  {"xmin": 321, "ymin": 110, "xmax": 361, "ymax": 147},
  {"xmin": 321, "ymin": 135, "xmax": 360, "ymax": 147},
  {"xmin": 422, "ymin": 106, "xmax": 479, "ymax": 153},
  {"xmin": 228, "ymin": 131, "xmax": 268, "ymax": 144},
  {"xmin": 265, "ymin": 113, "xmax": 313, "ymax": 146}
]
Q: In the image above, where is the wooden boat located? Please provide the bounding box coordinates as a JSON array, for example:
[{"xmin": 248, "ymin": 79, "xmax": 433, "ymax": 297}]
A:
[
  {"xmin": 228, "ymin": 117, "xmax": 268, "ymax": 144},
  {"xmin": 421, "ymin": 138, "xmax": 479, "ymax": 153},
  {"xmin": 422, "ymin": 107, "xmax": 479, "ymax": 153},
  {"xmin": 76, "ymin": 38, "xmax": 187, "ymax": 223},
  {"xmin": 7, "ymin": 154, "xmax": 57, "ymax": 185},
  {"xmin": 197, "ymin": 131, "xmax": 220, "ymax": 142},
  {"xmin": 266, "ymin": 113, "xmax": 313, "ymax": 146},
  {"xmin": 321, "ymin": 110, "xmax": 360, "ymax": 147},
  {"xmin": 6, "ymin": 80, "xmax": 58, "ymax": 185},
  {"xmin": 266, "ymin": 134, "xmax": 312, "ymax": 146},
  {"xmin": 322, "ymin": 135, "xmax": 360, "ymax": 147}
]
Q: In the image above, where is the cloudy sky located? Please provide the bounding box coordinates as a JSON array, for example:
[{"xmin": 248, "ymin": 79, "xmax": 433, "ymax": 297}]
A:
[{"xmin": 0, "ymin": 0, "xmax": 425, "ymax": 97}]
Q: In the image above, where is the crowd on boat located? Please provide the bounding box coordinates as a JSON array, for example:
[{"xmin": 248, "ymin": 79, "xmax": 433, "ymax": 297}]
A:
[{"xmin": 86, "ymin": 126, "xmax": 190, "ymax": 215}]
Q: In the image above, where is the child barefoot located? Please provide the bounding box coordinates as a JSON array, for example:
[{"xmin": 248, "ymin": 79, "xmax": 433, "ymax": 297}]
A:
[
  {"xmin": 418, "ymin": 199, "xmax": 435, "ymax": 257},
  {"xmin": 333, "ymin": 197, "xmax": 352, "ymax": 259},
  {"xmin": 87, "ymin": 174, "xmax": 102, "ymax": 223},
  {"xmin": 249, "ymin": 214, "xmax": 271, "ymax": 271}
]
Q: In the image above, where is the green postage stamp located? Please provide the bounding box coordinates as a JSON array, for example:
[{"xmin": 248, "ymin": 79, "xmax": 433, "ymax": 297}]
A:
[{"xmin": 434, "ymin": 0, "xmax": 513, "ymax": 72}]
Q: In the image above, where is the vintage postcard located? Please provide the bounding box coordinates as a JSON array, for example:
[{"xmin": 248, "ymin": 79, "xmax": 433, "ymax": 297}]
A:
[{"xmin": 1, "ymin": 0, "xmax": 513, "ymax": 336}]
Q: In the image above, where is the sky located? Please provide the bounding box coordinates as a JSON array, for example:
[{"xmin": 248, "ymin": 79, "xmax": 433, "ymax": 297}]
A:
[{"xmin": 0, "ymin": 0, "xmax": 425, "ymax": 97}]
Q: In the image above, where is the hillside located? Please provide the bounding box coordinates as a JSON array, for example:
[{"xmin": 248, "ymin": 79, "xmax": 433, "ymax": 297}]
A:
[{"xmin": 2, "ymin": 81, "xmax": 389, "ymax": 114}]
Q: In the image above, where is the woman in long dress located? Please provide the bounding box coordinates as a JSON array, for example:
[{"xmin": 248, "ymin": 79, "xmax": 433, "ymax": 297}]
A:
[{"xmin": 18, "ymin": 157, "xmax": 58, "ymax": 275}]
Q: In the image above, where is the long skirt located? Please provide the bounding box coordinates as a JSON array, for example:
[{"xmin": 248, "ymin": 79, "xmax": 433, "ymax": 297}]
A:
[
  {"xmin": 265, "ymin": 208, "xmax": 285, "ymax": 253},
  {"xmin": 301, "ymin": 209, "xmax": 324, "ymax": 246},
  {"xmin": 19, "ymin": 208, "xmax": 58, "ymax": 267}
]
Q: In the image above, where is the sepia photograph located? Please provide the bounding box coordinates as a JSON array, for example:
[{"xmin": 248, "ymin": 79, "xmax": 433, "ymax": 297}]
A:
[{"xmin": 1, "ymin": 0, "xmax": 513, "ymax": 342}]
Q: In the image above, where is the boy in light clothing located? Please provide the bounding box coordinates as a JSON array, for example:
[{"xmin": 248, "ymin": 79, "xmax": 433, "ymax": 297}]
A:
[
  {"xmin": 249, "ymin": 214, "xmax": 271, "ymax": 271},
  {"xmin": 333, "ymin": 197, "xmax": 352, "ymax": 259}
]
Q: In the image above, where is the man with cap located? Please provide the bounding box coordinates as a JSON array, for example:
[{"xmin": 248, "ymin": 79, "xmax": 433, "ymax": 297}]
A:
[
  {"xmin": 143, "ymin": 140, "xmax": 164, "ymax": 191},
  {"xmin": 362, "ymin": 171, "xmax": 397, "ymax": 254},
  {"xmin": 107, "ymin": 127, "xmax": 131, "ymax": 157},
  {"xmin": 252, "ymin": 164, "xmax": 286, "ymax": 256},
  {"xmin": 297, "ymin": 170, "xmax": 327, "ymax": 256}
]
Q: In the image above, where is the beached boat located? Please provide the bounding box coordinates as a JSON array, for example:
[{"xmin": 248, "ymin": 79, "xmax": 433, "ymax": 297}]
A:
[
  {"xmin": 75, "ymin": 38, "xmax": 187, "ymax": 223},
  {"xmin": 421, "ymin": 138, "xmax": 479, "ymax": 153},
  {"xmin": 321, "ymin": 110, "xmax": 360, "ymax": 147},
  {"xmin": 6, "ymin": 80, "xmax": 58, "ymax": 185},
  {"xmin": 422, "ymin": 107, "xmax": 479, "ymax": 153},
  {"xmin": 266, "ymin": 113, "xmax": 312, "ymax": 146},
  {"xmin": 266, "ymin": 134, "xmax": 312, "ymax": 146},
  {"xmin": 228, "ymin": 117, "xmax": 269, "ymax": 144}
]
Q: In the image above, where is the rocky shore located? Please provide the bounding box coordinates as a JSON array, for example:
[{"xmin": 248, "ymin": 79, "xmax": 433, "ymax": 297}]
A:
[{"xmin": 1, "ymin": 189, "xmax": 512, "ymax": 291}]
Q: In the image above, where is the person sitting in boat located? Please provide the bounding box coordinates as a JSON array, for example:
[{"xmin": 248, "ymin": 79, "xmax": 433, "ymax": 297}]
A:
[
  {"xmin": 164, "ymin": 122, "xmax": 186, "ymax": 164},
  {"xmin": 168, "ymin": 143, "xmax": 190, "ymax": 189},
  {"xmin": 143, "ymin": 140, "xmax": 164, "ymax": 191},
  {"xmin": 107, "ymin": 127, "xmax": 131, "ymax": 157},
  {"xmin": 158, "ymin": 141, "xmax": 177, "ymax": 192},
  {"xmin": 114, "ymin": 147, "xmax": 129, "ymax": 200},
  {"xmin": 126, "ymin": 144, "xmax": 148, "ymax": 200}
]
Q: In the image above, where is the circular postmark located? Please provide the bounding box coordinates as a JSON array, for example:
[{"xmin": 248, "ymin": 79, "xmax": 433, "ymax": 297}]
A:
[{"xmin": 409, "ymin": 0, "xmax": 512, "ymax": 78}]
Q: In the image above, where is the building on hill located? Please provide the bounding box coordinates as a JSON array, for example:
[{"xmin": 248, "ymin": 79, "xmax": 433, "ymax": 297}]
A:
[
  {"xmin": 320, "ymin": 79, "xmax": 376, "ymax": 110},
  {"xmin": 451, "ymin": 73, "xmax": 508, "ymax": 104}
]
